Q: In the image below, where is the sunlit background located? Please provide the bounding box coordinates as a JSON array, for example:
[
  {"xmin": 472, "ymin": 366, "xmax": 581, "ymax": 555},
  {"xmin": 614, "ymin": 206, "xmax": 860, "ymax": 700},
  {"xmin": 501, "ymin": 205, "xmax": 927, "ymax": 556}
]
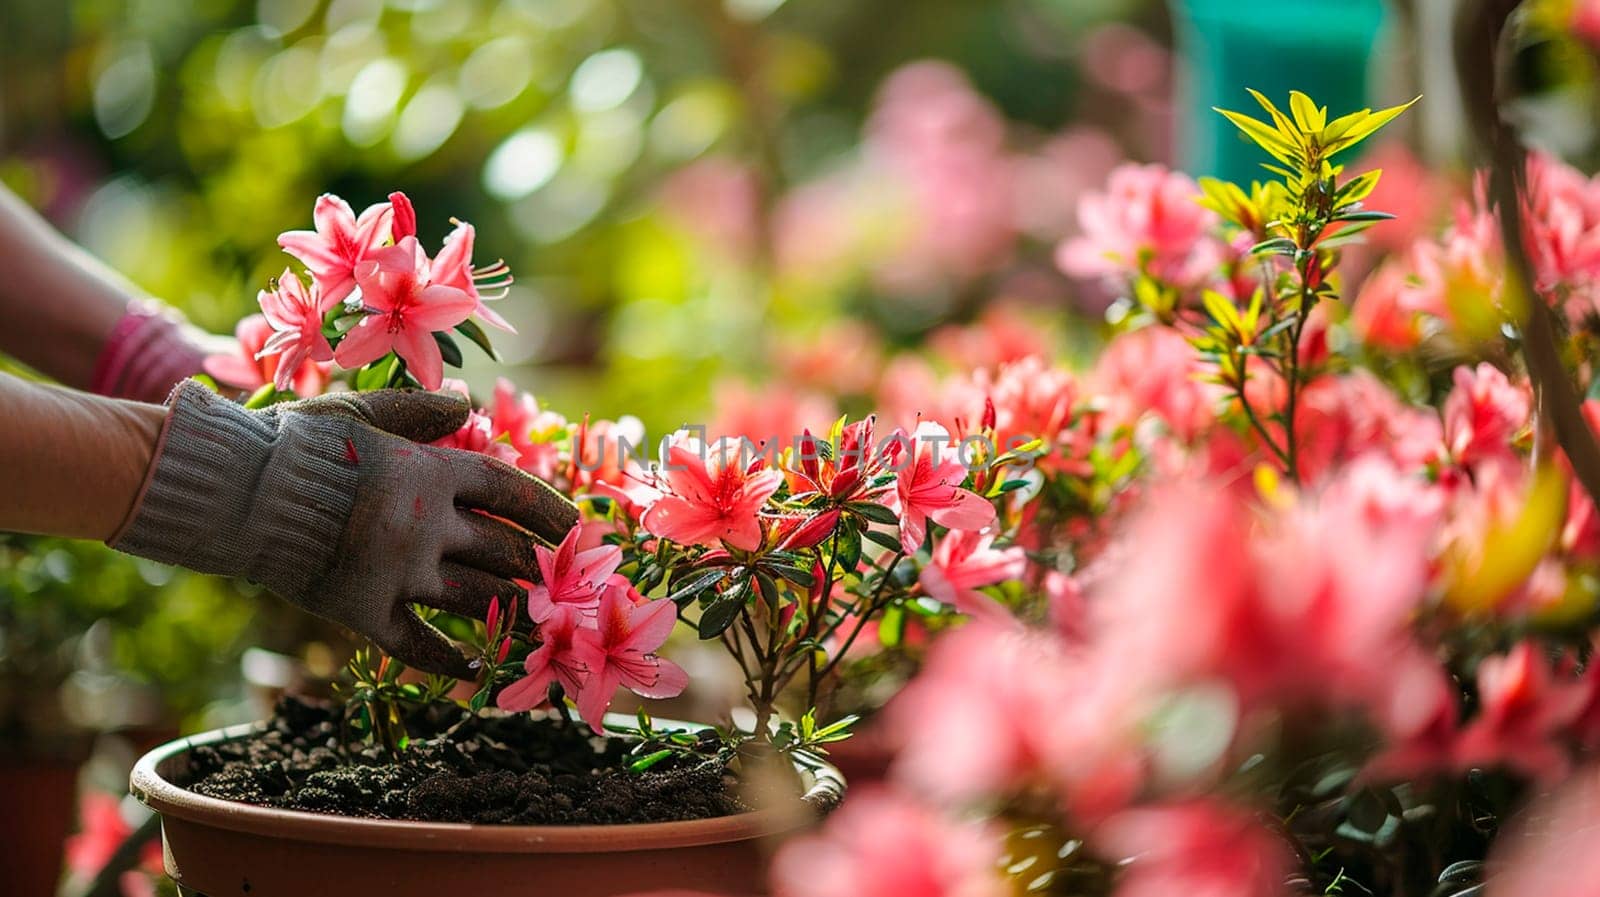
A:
[{"xmin": 11, "ymin": 0, "xmax": 1600, "ymax": 892}]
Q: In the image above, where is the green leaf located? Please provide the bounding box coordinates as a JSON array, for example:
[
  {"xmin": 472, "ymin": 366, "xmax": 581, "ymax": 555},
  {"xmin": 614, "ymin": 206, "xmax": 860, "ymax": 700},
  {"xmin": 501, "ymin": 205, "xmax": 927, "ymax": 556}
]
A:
[
  {"xmin": 629, "ymin": 750, "xmax": 675, "ymax": 773},
  {"xmin": 697, "ymin": 585, "xmax": 747, "ymax": 639},
  {"xmin": 1214, "ymin": 107, "xmax": 1299, "ymax": 165},
  {"xmin": 1330, "ymin": 209, "xmax": 1395, "ymax": 223},
  {"xmin": 455, "ymin": 317, "xmax": 500, "ymax": 361},
  {"xmin": 243, "ymin": 383, "xmax": 278, "ymax": 409},
  {"xmin": 1288, "ymin": 90, "xmax": 1325, "ymax": 132},
  {"xmin": 1250, "ymin": 237, "xmax": 1298, "ymax": 256},
  {"xmin": 764, "ymin": 560, "xmax": 815, "ymax": 588},
  {"xmin": 355, "ymin": 355, "xmax": 397, "ymax": 390},
  {"xmin": 434, "ymin": 331, "xmax": 464, "ymax": 369},
  {"xmin": 834, "ymin": 516, "xmax": 863, "ymax": 572},
  {"xmin": 878, "ymin": 604, "xmax": 906, "ymax": 648},
  {"xmin": 863, "ymin": 528, "xmax": 904, "ymax": 552},
  {"xmin": 755, "ymin": 571, "xmax": 780, "ymax": 611},
  {"xmin": 668, "ymin": 568, "xmax": 728, "ymax": 608},
  {"xmin": 845, "ymin": 501, "xmax": 899, "ymax": 525}
]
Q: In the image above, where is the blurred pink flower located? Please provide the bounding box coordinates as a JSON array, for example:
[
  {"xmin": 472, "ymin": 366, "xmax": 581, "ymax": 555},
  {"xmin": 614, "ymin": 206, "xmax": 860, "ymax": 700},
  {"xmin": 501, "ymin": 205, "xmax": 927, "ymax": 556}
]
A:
[
  {"xmin": 496, "ymin": 606, "xmax": 589, "ymax": 712},
  {"xmin": 709, "ymin": 380, "xmax": 836, "ymax": 454},
  {"xmin": 1455, "ymin": 641, "xmax": 1591, "ymax": 783},
  {"xmin": 204, "ymin": 313, "xmax": 330, "ymax": 396},
  {"xmin": 774, "ymin": 321, "xmax": 884, "ymax": 396},
  {"xmin": 526, "ymin": 526, "xmax": 624, "ymax": 624},
  {"xmin": 1352, "ymin": 262, "xmax": 1427, "ymax": 351},
  {"xmin": 660, "ymin": 157, "xmax": 761, "ymax": 265},
  {"xmin": 334, "ymin": 236, "xmax": 476, "ymax": 390},
  {"xmin": 277, "ymin": 193, "xmax": 395, "ymax": 306},
  {"xmin": 1521, "ymin": 151, "xmax": 1600, "ymax": 318},
  {"xmin": 1487, "ymin": 763, "xmax": 1600, "ymax": 897},
  {"xmin": 889, "ymin": 625, "xmax": 1144, "ymax": 817},
  {"xmin": 1098, "ymin": 800, "xmax": 1292, "ymax": 897},
  {"xmin": 1576, "ymin": 0, "xmax": 1600, "ymax": 47},
  {"xmin": 895, "ymin": 422, "xmax": 996, "ymax": 553},
  {"xmin": 571, "ymin": 587, "xmax": 688, "ymax": 734},
  {"xmin": 1012, "ymin": 127, "xmax": 1124, "ymax": 241},
  {"xmin": 927, "ymin": 304, "xmax": 1054, "ymax": 373},
  {"xmin": 1442, "ymin": 363, "xmax": 1530, "ymax": 473},
  {"xmin": 1057, "ymin": 163, "xmax": 1220, "ymax": 288},
  {"xmin": 1091, "ymin": 325, "xmax": 1219, "ymax": 442},
  {"xmin": 254, "ymin": 269, "xmax": 335, "ymax": 391},
  {"xmin": 642, "ymin": 434, "xmax": 784, "ymax": 552},
  {"xmin": 770, "ymin": 788, "xmax": 1007, "ymax": 897},
  {"xmin": 919, "ymin": 529, "xmax": 1025, "ymax": 621},
  {"xmin": 865, "ymin": 61, "xmax": 1017, "ymax": 292}
]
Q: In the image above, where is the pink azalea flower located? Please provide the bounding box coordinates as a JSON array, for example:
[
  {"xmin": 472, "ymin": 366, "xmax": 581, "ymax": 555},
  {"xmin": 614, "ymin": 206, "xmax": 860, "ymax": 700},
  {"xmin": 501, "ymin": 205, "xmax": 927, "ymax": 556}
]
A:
[
  {"xmin": 432, "ymin": 410, "xmax": 521, "ymax": 466},
  {"xmin": 918, "ymin": 529, "xmax": 1025, "ymax": 620},
  {"xmin": 1097, "ymin": 800, "xmax": 1293, "ymax": 897},
  {"xmin": 432, "ymin": 219, "xmax": 516, "ymax": 333},
  {"xmin": 526, "ymin": 526, "xmax": 623, "ymax": 624},
  {"xmin": 895, "ymin": 422, "xmax": 995, "ymax": 552},
  {"xmin": 1057, "ymin": 162, "xmax": 1221, "ymax": 288},
  {"xmin": 770, "ymin": 787, "xmax": 1007, "ymax": 897},
  {"xmin": 333, "ymin": 236, "xmax": 476, "ymax": 390},
  {"xmin": 204, "ymin": 313, "xmax": 330, "ymax": 396},
  {"xmin": 570, "ymin": 587, "xmax": 688, "ymax": 734},
  {"xmin": 254, "ymin": 270, "xmax": 334, "ymax": 391},
  {"xmin": 491, "ymin": 378, "xmax": 567, "ymax": 481},
  {"xmin": 277, "ymin": 193, "xmax": 395, "ymax": 306},
  {"xmin": 1442, "ymin": 363, "xmax": 1530, "ymax": 473},
  {"xmin": 495, "ymin": 606, "xmax": 589, "ymax": 712},
  {"xmin": 641, "ymin": 433, "xmax": 784, "ymax": 552}
]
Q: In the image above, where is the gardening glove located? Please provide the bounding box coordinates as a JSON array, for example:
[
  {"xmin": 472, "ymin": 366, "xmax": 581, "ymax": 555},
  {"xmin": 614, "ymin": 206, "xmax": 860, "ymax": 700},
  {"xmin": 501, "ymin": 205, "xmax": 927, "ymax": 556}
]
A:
[{"xmin": 110, "ymin": 379, "xmax": 579, "ymax": 677}]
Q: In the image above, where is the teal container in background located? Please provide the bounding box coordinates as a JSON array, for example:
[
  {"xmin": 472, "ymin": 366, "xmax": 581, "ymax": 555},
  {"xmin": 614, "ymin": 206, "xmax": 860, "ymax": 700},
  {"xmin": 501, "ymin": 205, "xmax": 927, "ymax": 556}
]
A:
[{"xmin": 1169, "ymin": 0, "xmax": 1389, "ymax": 184}]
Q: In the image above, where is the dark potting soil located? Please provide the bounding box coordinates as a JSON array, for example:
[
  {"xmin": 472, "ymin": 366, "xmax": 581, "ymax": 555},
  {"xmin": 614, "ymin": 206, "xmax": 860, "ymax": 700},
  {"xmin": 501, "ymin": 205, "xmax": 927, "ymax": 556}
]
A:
[{"xmin": 182, "ymin": 697, "xmax": 749, "ymax": 825}]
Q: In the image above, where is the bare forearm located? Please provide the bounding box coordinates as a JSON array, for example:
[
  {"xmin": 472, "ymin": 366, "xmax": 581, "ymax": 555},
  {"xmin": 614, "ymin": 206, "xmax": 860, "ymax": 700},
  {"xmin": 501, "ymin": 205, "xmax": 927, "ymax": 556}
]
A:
[
  {"xmin": 0, "ymin": 371, "xmax": 165, "ymax": 540},
  {"xmin": 0, "ymin": 186, "xmax": 142, "ymax": 388}
]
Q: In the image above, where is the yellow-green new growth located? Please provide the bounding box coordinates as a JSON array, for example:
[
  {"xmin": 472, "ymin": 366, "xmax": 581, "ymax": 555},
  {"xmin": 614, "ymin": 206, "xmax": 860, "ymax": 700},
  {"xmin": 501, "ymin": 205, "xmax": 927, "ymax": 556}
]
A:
[{"xmin": 1214, "ymin": 89, "xmax": 1418, "ymax": 181}]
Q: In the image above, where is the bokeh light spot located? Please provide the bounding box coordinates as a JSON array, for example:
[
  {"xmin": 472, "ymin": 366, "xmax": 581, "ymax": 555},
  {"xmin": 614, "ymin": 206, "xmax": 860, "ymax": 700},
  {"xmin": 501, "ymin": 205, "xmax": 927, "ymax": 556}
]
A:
[
  {"xmin": 569, "ymin": 48, "xmax": 642, "ymax": 113},
  {"xmin": 484, "ymin": 129, "xmax": 563, "ymax": 200},
  {"xmin": 393, "ymin": 78, "xmax": 466, "ymax": 161},
  {"xmin": 94, "ymin": 42, "xmax": 157, "ymax": 140}
]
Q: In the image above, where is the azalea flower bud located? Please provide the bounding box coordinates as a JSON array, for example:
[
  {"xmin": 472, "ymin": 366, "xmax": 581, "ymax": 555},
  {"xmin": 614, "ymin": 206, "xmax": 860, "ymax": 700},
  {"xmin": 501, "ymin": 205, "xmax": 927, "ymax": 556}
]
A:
[
  {"xmin": 828, "ymin": 467, "xmax": 863, "ymax": 500},
  {"xmin": 485, "ymin": 596, "xmax": 501, "ymax": 640},
  {"xmin": 780, "ymin": 509, "xmax": 843, "ymax": 550},
  {"xmin": 495, "ymin": 636, "xmax": 513, "ymax": 665}
]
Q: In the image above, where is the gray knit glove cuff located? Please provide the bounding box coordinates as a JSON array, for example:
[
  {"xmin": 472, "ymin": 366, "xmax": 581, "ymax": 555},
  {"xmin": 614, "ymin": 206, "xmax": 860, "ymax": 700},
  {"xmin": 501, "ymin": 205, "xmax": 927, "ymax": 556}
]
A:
[
  {"xmin": 110, "ymin": 379, "xmax": 580, "ymax": 676},
  {"xmin": 112, "ymin": 381, "xmax": 357, "ymax": 598}
]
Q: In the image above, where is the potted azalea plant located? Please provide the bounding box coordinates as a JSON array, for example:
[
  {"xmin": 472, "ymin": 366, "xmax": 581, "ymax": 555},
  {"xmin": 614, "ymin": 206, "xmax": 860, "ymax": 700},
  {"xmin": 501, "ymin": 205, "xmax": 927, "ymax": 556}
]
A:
[{"xmin": 130, "ymin": 188, "xmax": 1051, "ymax": 897}]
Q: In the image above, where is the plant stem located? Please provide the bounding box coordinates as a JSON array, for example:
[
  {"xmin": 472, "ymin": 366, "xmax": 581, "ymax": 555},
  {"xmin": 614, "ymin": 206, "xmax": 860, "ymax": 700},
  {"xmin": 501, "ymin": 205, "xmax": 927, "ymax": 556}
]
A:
[
  {"xmin": 812, "ymin": 551, "xmax": 906, "ymax": 694},
  {"xmin": 1281, "ymin": 285, "xmax": 1312, "ymax": 484},
  {"xmin": 1235, "ymin": 351, "xmax": 1292, "ymax": 471}
]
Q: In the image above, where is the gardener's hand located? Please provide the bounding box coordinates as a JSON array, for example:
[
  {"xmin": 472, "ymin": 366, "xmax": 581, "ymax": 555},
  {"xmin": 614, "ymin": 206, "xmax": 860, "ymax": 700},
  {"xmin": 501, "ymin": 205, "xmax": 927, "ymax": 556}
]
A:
[{"xmin": 110, "ymin": 380, "xmax": 578, "ymax": 676}]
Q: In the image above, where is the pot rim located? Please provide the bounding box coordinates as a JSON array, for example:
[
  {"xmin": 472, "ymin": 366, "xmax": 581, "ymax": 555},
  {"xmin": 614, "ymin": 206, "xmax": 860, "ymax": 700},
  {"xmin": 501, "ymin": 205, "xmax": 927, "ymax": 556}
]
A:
[{"xmin": 132, "ymin": 718, "xmax": 844, "ymax": 853}]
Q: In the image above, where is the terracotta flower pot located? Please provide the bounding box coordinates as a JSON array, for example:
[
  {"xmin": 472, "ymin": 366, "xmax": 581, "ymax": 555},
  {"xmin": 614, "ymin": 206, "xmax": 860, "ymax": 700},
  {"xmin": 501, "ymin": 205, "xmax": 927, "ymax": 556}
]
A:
[
  {"xmin": 0, "ymin": 744, "xmax": 88, "ymax": 897},
  {"xmin": 131, "ymin": 721, "xmax": 844, "ymax": 897}
]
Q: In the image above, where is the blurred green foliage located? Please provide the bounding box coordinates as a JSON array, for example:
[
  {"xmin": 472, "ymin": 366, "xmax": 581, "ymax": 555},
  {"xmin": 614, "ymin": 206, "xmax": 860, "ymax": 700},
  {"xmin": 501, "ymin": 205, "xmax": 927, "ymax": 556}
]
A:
[
  {"xmin": 0, "ymin": 535, "xmax": 257, "ymax": 738},
  {"xmin": 1, "ymin": 0, "xmax": 1154, "ymax": 431}
]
